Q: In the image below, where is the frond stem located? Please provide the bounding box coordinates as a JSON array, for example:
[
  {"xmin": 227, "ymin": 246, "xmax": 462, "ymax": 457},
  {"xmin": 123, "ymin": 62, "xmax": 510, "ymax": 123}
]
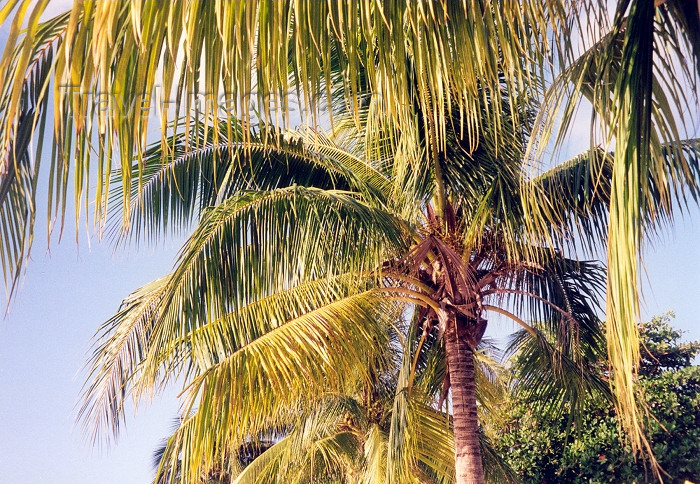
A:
[
  {"xmin": 377, "ymin": 287, "xmax": 440, "ymax": 312},
  {"xmin": 482, "ymin": 305, "xmax": 537, "ymax": 337},
  {"xmin": 482, "ymin": 288, "xmax": 574, "ymax": 321}
]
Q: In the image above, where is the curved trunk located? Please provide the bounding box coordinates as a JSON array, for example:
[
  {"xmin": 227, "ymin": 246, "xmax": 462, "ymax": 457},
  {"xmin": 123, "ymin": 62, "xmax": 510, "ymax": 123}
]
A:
[{"xmin": 445, "ymin": 317, "xmax": 485, "ymax": 484}]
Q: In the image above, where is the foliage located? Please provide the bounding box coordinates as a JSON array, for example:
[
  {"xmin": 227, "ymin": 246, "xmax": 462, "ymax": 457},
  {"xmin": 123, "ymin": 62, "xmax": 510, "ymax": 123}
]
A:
[
  {"xmin": 1, "ymin": 1, "xmax": 699, "ymax": 463},
  {"xmin": 496, "ymin": 313, "xmax": 700, "ymax": 484},
  {"xmin": 77, "ymin": 95, "xmax": 613, "ymax": 482},
  {"xmin": 639, "ymin": 313, "xmax": 700, "ymax": 376},
  {"xmin": 150, "ymin": 328, "xmax": 518, "ymax": 484}
]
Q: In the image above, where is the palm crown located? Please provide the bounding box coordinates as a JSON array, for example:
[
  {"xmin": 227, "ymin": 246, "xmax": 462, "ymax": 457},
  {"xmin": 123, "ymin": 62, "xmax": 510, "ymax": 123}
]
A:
[{"xmin": 78, "ymin": 86, "xmax": 620, "ymax": 483}]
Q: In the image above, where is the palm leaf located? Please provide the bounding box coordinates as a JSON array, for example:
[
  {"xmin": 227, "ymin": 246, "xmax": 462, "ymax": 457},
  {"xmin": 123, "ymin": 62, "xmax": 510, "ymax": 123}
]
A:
[
  {"xmin": 146, "ymin": 186, "xmax": 408, "ymax": 350},
  {"xmin": 507, "ymin": 325, "xmax": 611, "ymax": 430},
  {"xmin": 77, "ymin": 276, "xmax": 169, "ymax": 445},
  {"xmin": 0, "ymin": 11, "xmax": 68, "ymax": 302},
  {"xmin": 156, "ymin": 291, "xmax": 394, "ymax": 483},
  {"xmin": 109, "ymin": 124, "xmax": 394, "ymax": 245},
  {"xmin": 231, "ymin": 437, "xmax": 289, "ymax": 484}
]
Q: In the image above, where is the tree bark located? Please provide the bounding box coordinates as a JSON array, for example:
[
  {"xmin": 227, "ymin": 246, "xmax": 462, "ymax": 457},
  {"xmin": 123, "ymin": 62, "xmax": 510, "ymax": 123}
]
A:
[{"xmin": 444, "ymin": 316, "xmax": 485, "ymax": 484}]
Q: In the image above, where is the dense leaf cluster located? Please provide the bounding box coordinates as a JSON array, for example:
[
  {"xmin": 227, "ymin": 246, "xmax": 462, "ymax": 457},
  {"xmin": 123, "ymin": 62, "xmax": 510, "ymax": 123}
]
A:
[{"xmin": 496, "ymin": 313, "xmax": 700, "ymax": 484}]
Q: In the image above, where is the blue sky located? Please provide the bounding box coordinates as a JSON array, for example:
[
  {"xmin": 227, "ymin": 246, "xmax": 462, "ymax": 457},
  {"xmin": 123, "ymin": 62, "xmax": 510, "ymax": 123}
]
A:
[
  {"xmin": 0, "ymin": 3, "xmax": 699, "ymax": 484},
  {"xmin": 0, "ymin": 234, "xmax": 184, "ymax": 483}
]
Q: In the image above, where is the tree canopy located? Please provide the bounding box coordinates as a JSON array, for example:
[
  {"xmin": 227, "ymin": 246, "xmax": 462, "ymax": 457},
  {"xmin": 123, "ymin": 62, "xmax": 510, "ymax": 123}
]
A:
[{"xmin": 0, "ymin": 0, "xmax": 699, "ymax": 476}]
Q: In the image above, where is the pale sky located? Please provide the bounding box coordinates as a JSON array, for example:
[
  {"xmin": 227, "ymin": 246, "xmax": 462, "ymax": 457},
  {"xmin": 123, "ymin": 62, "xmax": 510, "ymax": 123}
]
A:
[{"xmin": 0, "ymin": 3, "xmax": 699, "ymax": 484}]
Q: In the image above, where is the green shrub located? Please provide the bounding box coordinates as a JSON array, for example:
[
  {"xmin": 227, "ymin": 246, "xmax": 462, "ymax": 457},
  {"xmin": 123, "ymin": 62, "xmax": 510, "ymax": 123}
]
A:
[{"xmin": 496, "ymin": 313, "xmax": 700, "ymax": 484}]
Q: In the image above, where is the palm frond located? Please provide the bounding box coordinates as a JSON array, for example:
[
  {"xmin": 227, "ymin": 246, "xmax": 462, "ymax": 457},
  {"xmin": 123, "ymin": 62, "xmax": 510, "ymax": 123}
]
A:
[
  {"xmin": 506, "ymin": 324, "xmax": 610, "ymax": 431},
  {"xmin": 146, "ymin": 186, "xmax": 408, "ymax": 349},
  {"xmin": 77, "ymin": 276, "xmax": 169, "ymax": 446},
  {"xmin": 79, "ymin": 272, "xmax": 391, "ymax": 446},
  {"xmin": 172, "ymin": 275, "xmax": 383, "ymax": 379},
  {"xmin": 0, "ymin": 11, "xmax": 67, "ymax": 302},
  {"xmin": 529, "ymin": 147, "xmax": 613, "ymax": 253},
  {"xmin": 157, "ymin": 291, "xmax": 392, "ymax": 483},
  {"xmin": 387, "ymin": 322, "xmax": 423, "ymax": 484},
  {"xmin": 110, "ymin": 124, "xmax": 395, "ymax": 245},
  {"xmin": 231, "ymin": 437, "xmax": 289, "ymax": 484},
  {"xmin": 277, "ymin": 398, "xmax": 363, "ymax": 483},
  {"xmin": 79, "ymin": 181, "xmax": 408, "ymax": 448},
  {"xmin": 528, "ymin": 139, "xmax": 700, "ymax": 256},
  {"xmin": 233, "ymin": 396, "xmax": 365, "ymax": 484},
  {"xmin": 605, "ymin": 1, "xmax": 670, "ymax": 459},
  {"xmin": 361, "ymin": 424, "xmax": 388, "ymax": 484}
]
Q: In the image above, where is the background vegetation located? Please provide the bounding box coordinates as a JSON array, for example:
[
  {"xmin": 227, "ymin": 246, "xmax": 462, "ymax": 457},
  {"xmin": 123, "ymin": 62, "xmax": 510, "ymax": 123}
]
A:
[{"xmin": 497, "ymin": 313, "xmax": 700, "ymax": 484}]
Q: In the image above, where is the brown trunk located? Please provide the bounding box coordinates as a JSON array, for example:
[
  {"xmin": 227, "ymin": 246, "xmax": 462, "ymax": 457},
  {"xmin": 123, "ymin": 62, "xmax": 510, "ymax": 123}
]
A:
[{"xmin": 444, "ymin": 316, "xmax": 485, "ymax": 484}]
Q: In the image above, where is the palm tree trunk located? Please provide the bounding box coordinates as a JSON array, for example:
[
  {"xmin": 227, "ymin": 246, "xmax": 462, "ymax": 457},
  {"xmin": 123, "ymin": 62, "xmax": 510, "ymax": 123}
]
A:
[{"xmin": 445, "ymin": 317, "xmax": 485, "ymax": 484}]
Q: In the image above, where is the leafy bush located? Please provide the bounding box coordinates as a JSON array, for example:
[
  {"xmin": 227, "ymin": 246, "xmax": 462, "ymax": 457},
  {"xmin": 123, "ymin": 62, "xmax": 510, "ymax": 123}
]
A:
[{"xmin": 496, "ymin": 313, "xmax": 700, "ymax": 484}]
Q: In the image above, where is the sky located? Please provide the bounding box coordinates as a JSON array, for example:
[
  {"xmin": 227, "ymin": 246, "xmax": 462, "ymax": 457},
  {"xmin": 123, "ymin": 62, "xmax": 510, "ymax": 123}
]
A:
[
  {"xmin": 0, "ymin": 231, "xmax": 185, "ymax": 483},
  {"xmin": 0, "ymin": 3, "xmax": 699, "ymax": 484}
]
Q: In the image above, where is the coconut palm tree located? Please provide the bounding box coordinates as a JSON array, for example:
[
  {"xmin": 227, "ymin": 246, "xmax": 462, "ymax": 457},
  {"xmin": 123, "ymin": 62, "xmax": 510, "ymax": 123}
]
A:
[
  {"xmin": 77, "ymin": 87, "xmax": 626, "ymax": 484},
  {"xmin": 2, "ymin": 0, "xmax": 698, "ymax": 479}
]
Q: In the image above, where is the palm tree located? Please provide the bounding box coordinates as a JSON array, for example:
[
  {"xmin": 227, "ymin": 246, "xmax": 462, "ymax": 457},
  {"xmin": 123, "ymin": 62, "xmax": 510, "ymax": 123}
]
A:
[
  {"xmin": 2, "ymin": 0, "xmax": 698, "ymax": 478},
  {"xmin": 78, "ymin": 90, "xmax": 620, "ymax": 483}
]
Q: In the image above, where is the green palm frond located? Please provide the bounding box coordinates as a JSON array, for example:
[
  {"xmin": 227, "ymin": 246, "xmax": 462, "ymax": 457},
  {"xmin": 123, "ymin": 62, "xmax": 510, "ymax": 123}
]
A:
[
  {"xmin": 489, "ymin": 257, "xmax": 606, "ymax": 334},
  {"xmin": 529, "ymin": 140, "xmax": 700, "ymax": 255},
  {"xmin": 231, "ymin": 436, "xmax": 289, "ymax": 484},
  {"xmin": 157, "ymin": 291, "xmax": 391, "ymax": 484},
  {"xmin": 473, "ymin": 344, "xmax": 509, "ymax": 433},
  {"xmin": 360, "ymin": 424, "xmax": 388, "ymax": 484},
  {"xmin": 80, "ymin": 273, "xmax": 393, "ymax": 445},
  {"xmin": 412, "ymin": 401, "xmax": 453, "ymax": 483},
  {"xmin": 173, "ymin": 275, "xmax": 383, "ymax": 377},
  {"xmin": 277, "ymin": 399, "xmax": 363, "ymax": 483},
  {"xmin": 507, "ymin": 324, "xmax": 610, "ymax": 429},
  {"xmin": 386, "ymin": 321, "xmax": 426, "ymax": 484},
  {"xmin": 0, "ymin": 11, "xmax": 67, "ymax": 302},
  {"xmin": 149, "ymin": 186, "xmax": 408, "ymax": 342},
  {"xmin": 77, "ymin": 276, "xmax": 169, "ymax": 446},
  {"xmin": 80, "ymin": 177, "xmax": 410, "ymax": 450},
  {"xmin": 605, "ymin": 1, "xmax": 696, "ymax": 457},
  {"xmin": 0, "ymin": 111, "xmax": 39, "ymax": 303},
  {"xmin": 110, "ymin": 124, "xmax": 395, "ymax": 245},
  {"xmin": 229, "ymin": 396, "xmax": 364, "ymax": 484},
  {"xmin": 529, "ymin": 147, "xmax": 613, "ymax": 253},
  {"xmin": 229, "ymin": 396, "xmax": 366, "ymax": 484},
  {"xmin": 500, "ymin": 255, "xmax": 610, "ymax": 425},
  {"xmin": 289, "ymin": 128, "xmax": 394, "ymax": 200}
]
